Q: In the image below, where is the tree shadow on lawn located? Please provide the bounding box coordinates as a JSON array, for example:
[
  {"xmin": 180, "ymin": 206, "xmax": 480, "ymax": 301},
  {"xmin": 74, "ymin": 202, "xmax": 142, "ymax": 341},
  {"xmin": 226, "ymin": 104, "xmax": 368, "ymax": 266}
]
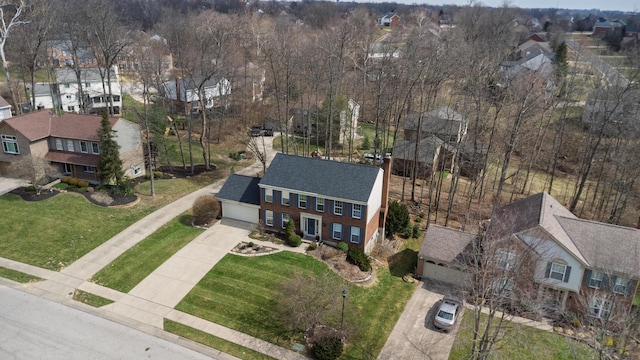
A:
[
  {"xmin": 178, "ymin": 214, "xmax": 195, "ymax": 226},
  {"xmin": 388, "ymin": 248, "xmax": 418, "ymax": 277}
]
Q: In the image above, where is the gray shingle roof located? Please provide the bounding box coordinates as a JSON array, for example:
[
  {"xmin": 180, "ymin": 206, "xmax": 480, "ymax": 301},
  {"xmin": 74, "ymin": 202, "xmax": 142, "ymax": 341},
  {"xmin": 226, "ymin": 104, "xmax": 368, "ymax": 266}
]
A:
[
  {"xmin": 216, "ymin": 174, "xmax": 261, "ymax": 205},
  {"xmin": 392, "ymin": 135, "xmax": 445, "ymax": 163},
  {"xmin": 259, "ymin": 153, "xmax": 381, "ymax": 203},
  {"xmin": 162, "ymin": 77, "xmax": 224, "ymax": 102},
  {"xmin": 404, "ymin": 106, "xmax": 466, "ymax": 136},
  {"xmin": 56, "ymin": 68, "xmax": 117, "ymax": 83},
  {"xmin": 419, "ymin": 224, "xmax": 476, "ymax": 264}
]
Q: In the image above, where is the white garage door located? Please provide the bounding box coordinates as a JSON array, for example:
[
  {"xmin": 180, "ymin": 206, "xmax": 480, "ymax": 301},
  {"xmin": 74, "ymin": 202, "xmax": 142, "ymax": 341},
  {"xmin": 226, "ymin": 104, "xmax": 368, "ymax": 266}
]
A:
[
  {"xmin": 221, "ymin": 201, "xmax": 259, "ymax": 223},
  {"xmin": 422, "ymin": 262, "xmax": 469, "ymax": 287}
]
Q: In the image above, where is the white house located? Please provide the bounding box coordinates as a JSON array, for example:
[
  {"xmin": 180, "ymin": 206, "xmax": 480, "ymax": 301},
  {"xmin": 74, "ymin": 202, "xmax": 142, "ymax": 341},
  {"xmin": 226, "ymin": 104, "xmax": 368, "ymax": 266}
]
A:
[
  {"xmin": 162, "ymin": 77, "xmax": 231, "ymax": 114},
  {"xmin": 0, "ymin": 96, "xmax": 11, "ymax": 121},
  {"xmin": 56, "ymin": 67, "xmax": 122, "ymax": 115}
]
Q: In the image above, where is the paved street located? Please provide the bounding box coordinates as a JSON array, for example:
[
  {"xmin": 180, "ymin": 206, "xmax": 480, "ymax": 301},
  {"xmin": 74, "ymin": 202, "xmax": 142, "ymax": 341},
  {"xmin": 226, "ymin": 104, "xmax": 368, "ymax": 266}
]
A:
[{"xmin": 0, "ymin": 285, "xmax": 218, "ymax": 360}]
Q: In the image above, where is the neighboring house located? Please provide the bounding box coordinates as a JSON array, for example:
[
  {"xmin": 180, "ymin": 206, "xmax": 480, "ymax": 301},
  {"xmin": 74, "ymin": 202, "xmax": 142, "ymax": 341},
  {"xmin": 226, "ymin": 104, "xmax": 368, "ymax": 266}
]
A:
[
  {"xmin": 391, "ymin": 135, "xmax": 452, "ymax": 178},
  {"xmin": 217, "ymin": 153, "xmax": 393, "ymax": 255},
  {"xmin": 379, "ymin": 12, "xmax": 400, "ymax": 27},
  {"xmin": 116, "ymin": 33, "xmax": 174, "ymax": 76},
  {"xmin": 46, "ymin": 39, "xmax": 98, "ymax": 68},
  {"xmin": 290, "ymin": 106, "xmax": 318, "ymax": 137},
  {"xmin": 582, "ymin": 88, "xmax": 640, "ymax": 137},
  {"xmin": 162, "ymin": 77, "xmax": 231, "ymax": 115},
  {"xmin": 56, "ymin": 67, "xmax": 122, "ymax": 115},
  {"xmin": 593, "ymin": 18, "xmax": 625, "ymax": 39},
  {"xmin": 501, "ymin": 47, "xmax": 554, "ymax": 81},
  {"xmin": 521, "ymin": 33, "xmax": 546, "ymax": 43},
  {"xmin": 403, "ymin": 106, "xmax": 468, "ymax": 144},
  {"xmin": 339, "ymin": 99, "xmax": 360, "ymax": 144},
  {"xmin": 0, "ymin": 111, "xmax": 145, "ymax": 182},
  {"xmin": 417, "ymin": 192, "xmax": 640, "ymax": 320},
  {"xmin": 29, "ymin": 83, "xmax": 59, "ymax": 111},
  {"xmin": 0, "ymin": 96, "xmax": 11, "ymax": 121},
  {"xmin": 368, "ymin": 42, "xmax": 401, "ymax": 59}
]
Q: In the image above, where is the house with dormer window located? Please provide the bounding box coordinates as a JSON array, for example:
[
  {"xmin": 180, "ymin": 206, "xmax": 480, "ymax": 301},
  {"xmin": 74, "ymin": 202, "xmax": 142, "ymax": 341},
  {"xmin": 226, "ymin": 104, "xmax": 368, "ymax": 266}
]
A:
[{"xmin": 216, "ymin": 153, "xmax": 392, "ymax": 255}]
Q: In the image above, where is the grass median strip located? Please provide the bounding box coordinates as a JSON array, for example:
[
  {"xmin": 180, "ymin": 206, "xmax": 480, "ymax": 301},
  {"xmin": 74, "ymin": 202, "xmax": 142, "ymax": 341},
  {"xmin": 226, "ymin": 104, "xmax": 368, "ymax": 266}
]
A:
[
  {"xmin": 449, "ymin": 311, "xmax": 596, "ymax": 359},
  {"xmin": 91, "ymin": 213, "xmax": 204, "ymax": 292},
  {"xmin": 175, "ymin": 251, "xmax": 415, "ymax": 359},
  {"xmin": 73, "ymin": 289, "xmax": 114, "ymax": 308},
  {"xmin": 0, "ymin": 266, "xmax": 42, "ymax": 283},
  {"xmin": 164, "ymin": 319, "xmax": 277, "ymax": 360}
]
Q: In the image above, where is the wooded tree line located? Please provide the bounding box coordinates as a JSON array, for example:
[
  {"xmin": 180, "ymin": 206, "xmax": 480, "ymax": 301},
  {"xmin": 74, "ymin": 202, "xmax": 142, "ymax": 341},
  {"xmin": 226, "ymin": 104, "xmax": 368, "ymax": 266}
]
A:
[{"xmin": 2, "ymin": 0, "xmax": 639, "ymax": 229}]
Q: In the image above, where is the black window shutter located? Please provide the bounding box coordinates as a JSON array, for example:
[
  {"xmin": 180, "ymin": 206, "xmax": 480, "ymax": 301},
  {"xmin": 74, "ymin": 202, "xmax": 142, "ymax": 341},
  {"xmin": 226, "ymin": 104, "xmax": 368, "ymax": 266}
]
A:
[
  {"xmin": 563, "ymin": 266, "xmax": 571, "ymax": 283},
  {"xmin": 545, "ymin": 262, "xmax": 552, "ymax": 278},
  {"xmin": 583, "ymin": 269, "xmax": 592, "ymax": 287},
  {"xmin": 626, "ymin": 279, "xmax": 635, "ymax": 296}
]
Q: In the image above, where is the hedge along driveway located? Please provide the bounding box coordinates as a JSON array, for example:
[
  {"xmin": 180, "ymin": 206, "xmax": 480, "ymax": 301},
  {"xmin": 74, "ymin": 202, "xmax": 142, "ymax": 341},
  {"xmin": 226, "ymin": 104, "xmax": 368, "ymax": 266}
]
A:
[
  {"xmin": 175, "ymin": 251, "xmax": 415, "ymax": 359},
  {"xmin": 0, "ymin": 177, "xmax": 216, "ymax": 271}
]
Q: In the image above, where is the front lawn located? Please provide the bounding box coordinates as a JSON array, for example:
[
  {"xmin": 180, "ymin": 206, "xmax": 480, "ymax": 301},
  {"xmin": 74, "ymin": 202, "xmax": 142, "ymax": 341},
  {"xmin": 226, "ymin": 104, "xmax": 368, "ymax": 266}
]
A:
[
  {"xmin": 91, "ymin": 213, "xmax": 204, "ymax": 292},
  {"xmin": 0, "ymin": 175, "xmax": 223, "ymax": 271},
  {"xmin": 449, "ymin": 311, "xmax": 597, "ymax": 359},
  {"xmin": 175, "ymin": 251, "xmax": 415, "ymax": 359}
]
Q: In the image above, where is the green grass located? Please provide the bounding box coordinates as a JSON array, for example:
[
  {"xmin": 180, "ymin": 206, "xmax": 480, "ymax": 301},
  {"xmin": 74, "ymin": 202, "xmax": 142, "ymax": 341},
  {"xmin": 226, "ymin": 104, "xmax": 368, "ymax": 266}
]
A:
[
  {"xmin": 449, "ymin": 311, "xmax": 597, "ymax": 360},
  {"xmin": 0, "ymin": 266, "xmax": 42, "ymax": 283},
  {"xmin": 164, "ymin": 319, "xmax": 277, "ymax": 360},
  {"xmin": 359, "ymin": 123, "xmax": 395, "ymax": 151},
  {"xmin": 91, "ymin": 214, "xmax": 204, "ymax": 292},
  {"xmin": 73, "ymin": 289, "xmax": 114, "ymax": 307},
  {"xmin": 0, "ymin": 175, "xmax": 224, "ymax": 271},
  {"xmin": 175, "ymin": 251, "xmax": 415, "ymax": 359}
]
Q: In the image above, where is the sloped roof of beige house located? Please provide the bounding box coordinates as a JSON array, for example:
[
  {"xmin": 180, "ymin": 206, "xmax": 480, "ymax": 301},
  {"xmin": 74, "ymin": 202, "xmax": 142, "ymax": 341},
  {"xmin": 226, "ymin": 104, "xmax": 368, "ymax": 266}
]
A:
[{"xmin": 3, "ymin": 110, "xmax": 118, "ymax": 142}]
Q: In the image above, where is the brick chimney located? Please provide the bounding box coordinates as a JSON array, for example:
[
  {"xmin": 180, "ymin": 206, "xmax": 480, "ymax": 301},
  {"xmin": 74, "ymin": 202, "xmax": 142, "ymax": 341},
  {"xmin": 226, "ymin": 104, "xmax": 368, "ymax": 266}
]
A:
[{"xmin": 379, "ymin": 155, "xmax": 393, "ymax": 229}]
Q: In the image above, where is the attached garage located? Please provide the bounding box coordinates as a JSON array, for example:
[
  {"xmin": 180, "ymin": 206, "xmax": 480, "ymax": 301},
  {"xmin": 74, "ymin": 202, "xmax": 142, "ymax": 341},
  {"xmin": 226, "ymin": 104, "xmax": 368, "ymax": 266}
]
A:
[
  {"xmin": 220, "ymin": 200, "xmax": 259, "ymax": 223},
  {"xmin": 216, "ymin": 174, "xmax": 261, "ymax": 224},
  {"xmin": 420, "ymin": 261, "xmax": 469, "ymax": 287},
  {"xmin": 416, "ymin": 224, "xmax": 476, "ymax": 287}
]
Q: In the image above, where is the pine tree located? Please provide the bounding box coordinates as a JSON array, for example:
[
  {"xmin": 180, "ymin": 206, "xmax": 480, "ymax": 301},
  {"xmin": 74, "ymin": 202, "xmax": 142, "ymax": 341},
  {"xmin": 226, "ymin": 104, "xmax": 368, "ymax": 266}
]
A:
[
  {"xmin": 553, "ymin": 41, "xmax": 568, "ymax": 80},
  {"xmin": 97, "ymin": 110, "xmax": 123, "ymax": 185}
]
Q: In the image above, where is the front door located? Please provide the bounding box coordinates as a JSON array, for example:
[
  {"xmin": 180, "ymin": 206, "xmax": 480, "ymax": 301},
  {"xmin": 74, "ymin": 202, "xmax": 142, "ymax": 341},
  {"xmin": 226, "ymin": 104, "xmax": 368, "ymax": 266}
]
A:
[{"xmin": 307, "ymin": 217, "xmax": 316, "ymax": 236}]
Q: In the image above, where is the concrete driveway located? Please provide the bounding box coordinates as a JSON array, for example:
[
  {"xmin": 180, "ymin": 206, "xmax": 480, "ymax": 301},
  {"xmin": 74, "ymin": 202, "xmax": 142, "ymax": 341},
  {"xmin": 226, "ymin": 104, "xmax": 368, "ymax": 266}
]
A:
[
  {"xmin": 378, "ymin": 280, "xmax": 461, "ymax": 360},
  {"xmin": 0, "ymin": 177, "xmax": 26, "ymax": 196}
]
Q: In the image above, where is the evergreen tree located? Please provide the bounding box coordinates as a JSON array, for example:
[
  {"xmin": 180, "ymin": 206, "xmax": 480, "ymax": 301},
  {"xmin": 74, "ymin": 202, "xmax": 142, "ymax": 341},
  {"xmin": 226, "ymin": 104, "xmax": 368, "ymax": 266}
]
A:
[
  {"xmin": 553, "ymin": 41, "xmax": 568, "ymax": 80},
  {"xmin": 97, "ymin": 110, "xmax": 123, "ymax": 185}
]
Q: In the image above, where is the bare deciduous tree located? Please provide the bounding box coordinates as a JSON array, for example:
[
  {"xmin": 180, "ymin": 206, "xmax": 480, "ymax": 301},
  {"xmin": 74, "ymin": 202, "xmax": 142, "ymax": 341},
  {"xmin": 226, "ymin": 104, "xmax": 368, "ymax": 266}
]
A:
[{"xmin": 9, "ymin": 155, "xmax": 56, "ymax": 195}]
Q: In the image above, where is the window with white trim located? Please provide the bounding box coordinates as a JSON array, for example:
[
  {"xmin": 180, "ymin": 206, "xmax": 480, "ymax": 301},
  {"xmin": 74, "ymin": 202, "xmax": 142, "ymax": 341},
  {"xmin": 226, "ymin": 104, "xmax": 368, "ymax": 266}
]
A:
[
  {"xmin": 265, "ymin": 210, "xmax": 274, "ymax": 226},
  {"xmin": 497, "ymin": 249, "xmax": 517, "ymax": 270},
  {"xmin": 589, "ymin": 271, "xmax": 604, "ymax": 289},
  {"xmin": 265, "ymin": 188, "xmax": 273, "ymax": 203},
  {"xmin": 352, "ymin": 204, "xmax": 362, "ymax": 219},
  {"xmin": 493, "ymin": 278, "xmax": 515, "ymax": 295},
  {"xmin": 298, "ymin": 195, "xmax": 307, "ymax": 209},
  {"xmin": 316, "ymin": 198, "xmax": 324, "ymax": 212},
  {"xmin": 133, "ymin": 165, "xmax": 142, "ymax": 175},
  {"xmin": 350, "ymin": 227, "xmax": 361, "ymax": 243},
  {"xmin": 281, "ymin": 191, "xmax": 290, "ymax": 206},
  {"xmin": 66, "ymin": 139, "xmax": 74, "ymax": 152},
  {"xmin": 91, "ymin": 142, "xmax": 99, "ymax": 154},
  {"xmin": 282, "ymin": 213, "xmax": 291, "ymax": 228},
  {"xmin": 1, "ymin": 134, "xmax": 19, "ymax": 154},
  {"xmin": 332, "ymin": 223, "xmax": 342, "ymax": 240},
  {"xmin": 83, "ymin": 166, "xmax": 95, "ymax": 173},
  {"xmin": 613, "ymin": 276, "xmax": 628, "ymax": 294},
  {"xmin": 80, "ymin": 141, "xmax": 88, "ymax": 153},
  {"xmin": 334, "ymin": 201, "xmax": 343, "ymax": 216},
  {"xmin": 589, "ymin": 298, "xmax": 612, "ymax": 319},
  {"xmin": 549, "ymin": 262, "xmax": 567, "ymax": 281},
  {"xmin": 64, "ymin": 163, "xmax": 72, "ymax": 173},
  {"xmin": 55, "ymin": 138, "xmax": 63, "ymax": 151}
]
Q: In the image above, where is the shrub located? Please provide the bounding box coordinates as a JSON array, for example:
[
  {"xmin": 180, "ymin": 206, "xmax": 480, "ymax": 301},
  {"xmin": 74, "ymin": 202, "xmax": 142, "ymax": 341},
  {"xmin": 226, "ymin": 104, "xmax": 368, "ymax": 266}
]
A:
[
  {"xmin": 337, "ymin": 242, "xmax": 348, "ymax": 252},
  {"xmin": 26, "ymin": 185, "xmax": 36, "ymax": 192},
  {"xmin": 287, "ymin": 234, "xmax": 302, "ymax": 247},
  {"xmin": 61, "ymin": 176, "xmax": 70, "ymax": 184},
  {"xmin": 312, "ymin": 336, "xmax": 343, "ymax": 360},
  {"xmin": 192, "ymin": 195, "xmax": 220, "ymax": 226},
  {"xmin": 77, "ymin": 180, "xmax": 89, "ymax": 188},
  {"xmin": 154, "ymin": 171, "xmax": 163, "ymax": 179},
  {"xmin": 412, "ymin": 224, "xmax": 421, "ymax": 239},
  {"xmin": 286, "ymin": 218, "xmax": 296, "ymax": 239},
  {"xmin": 360, "ymin": 135, "xmax": 371, "ymax": 150},
  {"xmin": 414, "ymin": 216, "xmax": 422, "ymax": 223},
  {"xmin": 347, "ymin": 247, "xmax": 371, "ymax": 272},
  {"xmin": 386, "ymin": 201, "xmax": 410, "ymax": 237},
  {"xmin": 53, "ymin": 182, "xmax": 69, "ymax": 190},
  {"xmin": 307, "ymin": 242, "xmax": 318, "ymax": 251},
  {"xmin": 68, "ymin": 177, "xmax": 79, "ymax": 186}
]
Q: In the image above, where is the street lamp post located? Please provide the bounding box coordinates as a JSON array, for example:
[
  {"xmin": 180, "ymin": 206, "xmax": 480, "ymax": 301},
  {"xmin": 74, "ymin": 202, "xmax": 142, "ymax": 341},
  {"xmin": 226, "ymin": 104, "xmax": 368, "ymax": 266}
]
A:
[{"xmin": 341, "ymin": 289, "xmax": 347, "ymax": 330}]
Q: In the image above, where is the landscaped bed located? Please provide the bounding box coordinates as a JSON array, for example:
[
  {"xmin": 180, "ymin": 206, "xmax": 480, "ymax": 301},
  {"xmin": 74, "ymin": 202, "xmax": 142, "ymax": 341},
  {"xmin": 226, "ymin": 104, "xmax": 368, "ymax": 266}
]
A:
[{"xmin": 174, "ymin": 251, "xmax": 416, "ymax": 359}]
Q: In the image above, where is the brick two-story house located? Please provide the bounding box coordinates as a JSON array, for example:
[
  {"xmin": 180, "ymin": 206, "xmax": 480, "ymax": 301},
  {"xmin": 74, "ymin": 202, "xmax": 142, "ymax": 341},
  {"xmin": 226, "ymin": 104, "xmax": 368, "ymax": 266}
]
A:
[
  {"xmin": 217, "ymin": 153, "xmax": 392, "ymax": 255},
  {"xmin": 0, "ymin": 111, "xmax": 145, "ymax": 182}
]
